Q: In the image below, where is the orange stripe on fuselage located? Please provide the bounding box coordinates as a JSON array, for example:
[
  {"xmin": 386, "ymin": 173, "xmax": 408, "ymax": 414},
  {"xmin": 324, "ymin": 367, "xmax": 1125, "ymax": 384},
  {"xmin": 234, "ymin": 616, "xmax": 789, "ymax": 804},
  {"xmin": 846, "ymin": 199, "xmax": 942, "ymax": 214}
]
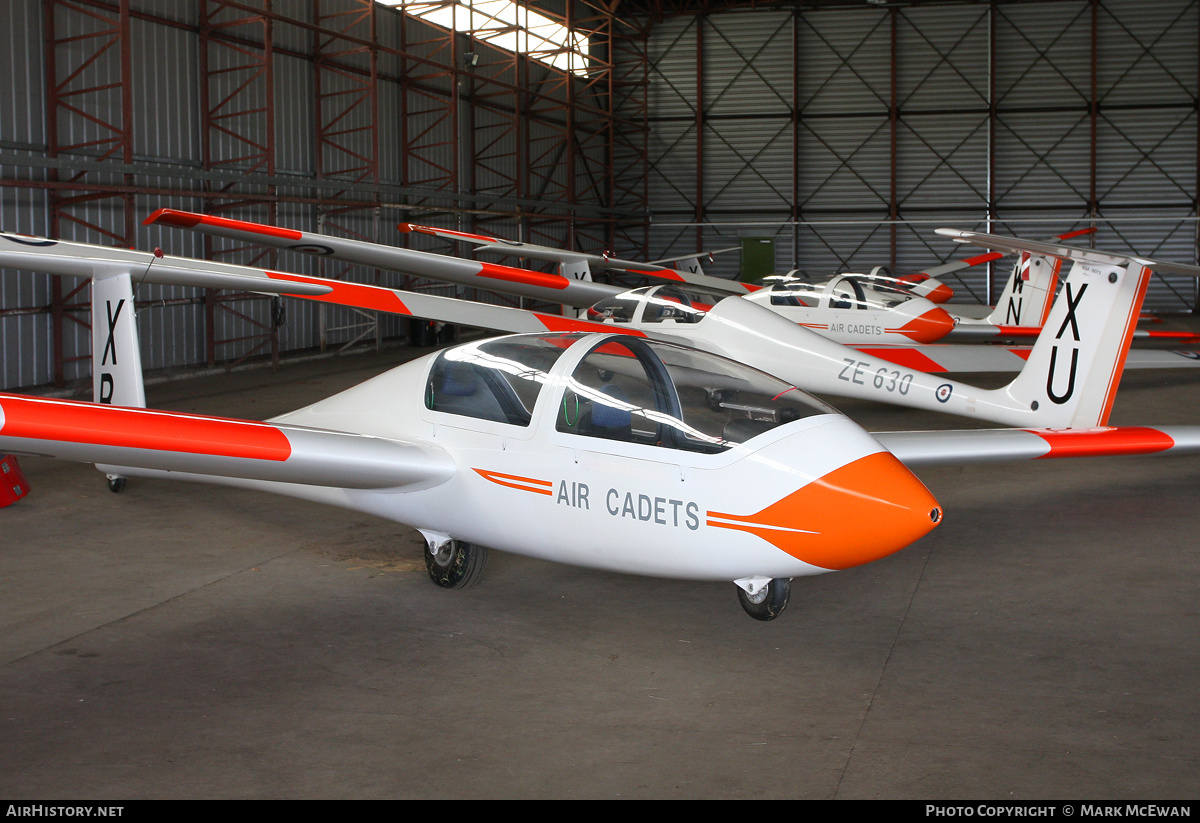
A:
[
  {"xmin": 473, "ymin": 468, "xmax": 554, "ymax": 495},
  {"xmin": 0, "ymin": 394, "xmax": 291, "ymax": 460}
]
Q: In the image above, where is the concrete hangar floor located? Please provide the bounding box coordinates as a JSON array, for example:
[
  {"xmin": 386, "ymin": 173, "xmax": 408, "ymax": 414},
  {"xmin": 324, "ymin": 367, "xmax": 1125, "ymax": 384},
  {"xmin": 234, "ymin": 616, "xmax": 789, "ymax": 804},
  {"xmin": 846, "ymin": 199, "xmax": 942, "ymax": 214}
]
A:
[{"xmin": 2, "ymin": 328, "xmax": 1199, "ymax": 800}]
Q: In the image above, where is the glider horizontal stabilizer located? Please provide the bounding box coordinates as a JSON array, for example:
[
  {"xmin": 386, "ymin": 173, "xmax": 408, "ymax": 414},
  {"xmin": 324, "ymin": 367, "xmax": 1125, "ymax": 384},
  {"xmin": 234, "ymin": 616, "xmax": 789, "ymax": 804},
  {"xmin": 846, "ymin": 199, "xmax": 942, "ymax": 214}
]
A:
[{"xmin": 938, "ymin": 229, "xmax": 1200, "ymax": 279}]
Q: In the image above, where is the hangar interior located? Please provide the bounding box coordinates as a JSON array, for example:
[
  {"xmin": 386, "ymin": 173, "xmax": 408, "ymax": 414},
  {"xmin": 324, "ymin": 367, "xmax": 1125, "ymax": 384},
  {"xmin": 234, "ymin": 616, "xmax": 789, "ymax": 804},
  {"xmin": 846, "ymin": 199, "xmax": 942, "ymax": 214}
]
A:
[
  {"xmin": 2, "ymin": 0, "xmax": 1200, "ymax": 801},
  {"xmin": 1, "ymin": 0, "xmax": 1197, "ymax": 389}
]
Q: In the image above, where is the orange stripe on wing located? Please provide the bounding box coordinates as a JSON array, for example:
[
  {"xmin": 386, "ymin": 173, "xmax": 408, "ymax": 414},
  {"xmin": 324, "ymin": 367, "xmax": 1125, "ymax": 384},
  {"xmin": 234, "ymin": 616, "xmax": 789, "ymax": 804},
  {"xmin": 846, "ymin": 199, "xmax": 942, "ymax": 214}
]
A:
[
  {"xmin": 267, "ymin": 272, "xmax": 411, "ymax": 314},
  {"xmin": 400, "ymin": 224, "xmax": 500, "ymax": 243},
  {"xmin": 534, "ymin": 314, "xmax": 646, "ymax": 337},
  {"xmin": 145, "ymin": 209, "xmax": 303, "ymax": 240},
  {"xmin": 961, "ymin": 251, "xmax": 1005, "ymax": 267},
  {"xmin": 0, "ymin": 395, "xmax": 291, "ymax": 460},
  {"xmin": 1027, "ymin": 426, "xmax": 1173, "ymax": 459},
  {"xmin": 855, "ymin": 347, "xmax": 948, "ymax": 373},
  {"xmin": 477, "ymin": 261, "xmax": 571, "ymax": 290}
]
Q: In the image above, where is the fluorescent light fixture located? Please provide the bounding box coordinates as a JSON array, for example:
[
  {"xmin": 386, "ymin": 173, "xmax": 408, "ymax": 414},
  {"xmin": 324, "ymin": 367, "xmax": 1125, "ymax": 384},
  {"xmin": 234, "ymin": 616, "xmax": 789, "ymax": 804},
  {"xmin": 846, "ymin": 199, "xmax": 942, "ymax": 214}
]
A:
[{"xmin": 378, "ymin": 1, "xmax": 590, "ymax": 75}]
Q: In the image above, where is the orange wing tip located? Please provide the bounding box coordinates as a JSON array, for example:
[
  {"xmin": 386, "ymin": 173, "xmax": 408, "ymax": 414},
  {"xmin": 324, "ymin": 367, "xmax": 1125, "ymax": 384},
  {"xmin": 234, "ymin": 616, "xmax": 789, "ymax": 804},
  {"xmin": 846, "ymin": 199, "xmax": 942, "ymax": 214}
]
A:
[
  {"xmin": 477, "ymin": 261, "xmax": 571, "ymax": 290},
  {"xmin": 961, "ymin": 252, "xmax": 1005, "ymax": 267},
  {"xmin": 1056, "ymin": 228, "xmax": 1098, "ymax": 240},
  {"xmin": 145, "ymin": 209, "xmax": 303, "ymax": 241},
  {"xmin": 1028, "ymin": 427, "xmax": 1175, "ymax": 459},
  {"xmin": 144, "ymin": 208, "xmax": 199, "ymax": 228},
  {"xmin": 0, "ymin": 395, "xmax": 292, "ymax": 461}
]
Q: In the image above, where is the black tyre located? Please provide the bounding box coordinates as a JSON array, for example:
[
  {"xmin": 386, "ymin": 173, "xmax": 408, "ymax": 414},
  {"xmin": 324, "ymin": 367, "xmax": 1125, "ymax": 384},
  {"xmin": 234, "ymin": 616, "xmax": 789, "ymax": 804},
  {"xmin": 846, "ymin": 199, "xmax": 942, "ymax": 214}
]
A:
[
  {"xmin": 107, "ymin": 477, "xmax": 126, "ymax": 494},
  {"xmin": 425, "ymin": 540, "xmax": 488, "ymax": 589},
  {"xmin": 737, "ymin": 578, "xmax": 790, "ymax": 621}
]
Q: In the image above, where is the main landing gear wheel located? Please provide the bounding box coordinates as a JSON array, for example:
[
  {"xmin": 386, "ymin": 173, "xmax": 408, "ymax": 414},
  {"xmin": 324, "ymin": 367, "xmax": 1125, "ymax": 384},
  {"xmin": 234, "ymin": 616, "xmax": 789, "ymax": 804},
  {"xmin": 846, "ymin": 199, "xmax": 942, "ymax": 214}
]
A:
[
  {"xmin": 425, "ymin": 539, "xmax": 488, "ymax": 589},
  {"xmin": 106, "ymin": 476, "xmax": 126, "ymax": 494},
  {"xmin": 737, "ymin": 578, "xmax": 790, "ymax": 621}
]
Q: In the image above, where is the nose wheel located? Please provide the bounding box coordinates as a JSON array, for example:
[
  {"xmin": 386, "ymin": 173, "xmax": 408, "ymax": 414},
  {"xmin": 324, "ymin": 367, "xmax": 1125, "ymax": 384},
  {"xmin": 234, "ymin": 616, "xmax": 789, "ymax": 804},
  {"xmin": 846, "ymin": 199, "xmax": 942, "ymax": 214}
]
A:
[
  {"xmin": 425, "ymin": 539, "xmax": 488, "ymax": 589},
  {"xmin": 736, "ymin": 578, "xmax": 790, "ymax": 621}
]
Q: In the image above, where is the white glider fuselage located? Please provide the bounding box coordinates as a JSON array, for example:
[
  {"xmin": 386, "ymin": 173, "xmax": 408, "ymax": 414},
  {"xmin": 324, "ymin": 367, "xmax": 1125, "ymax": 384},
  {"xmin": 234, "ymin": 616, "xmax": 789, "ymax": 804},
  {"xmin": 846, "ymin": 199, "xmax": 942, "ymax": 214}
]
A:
[
  {"xmin": 6, "ymin": 226, "xmax": 1200, "ymax": 620},
  {"xmin": 740, "ymin": 274, "xmax": 955, "ymax": 345},
  {"xmin": 100, "ymin": 333, "xmax": 940, "ymax": 582}
]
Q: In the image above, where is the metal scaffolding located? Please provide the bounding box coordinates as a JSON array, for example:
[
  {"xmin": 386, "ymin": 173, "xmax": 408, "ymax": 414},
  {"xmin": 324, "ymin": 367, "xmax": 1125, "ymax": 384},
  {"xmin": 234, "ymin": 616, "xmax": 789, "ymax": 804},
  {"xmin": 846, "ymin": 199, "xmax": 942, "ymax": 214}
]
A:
[{"xmin": 0, "ymin": 0, "xmax": 649, "ymax": 389}]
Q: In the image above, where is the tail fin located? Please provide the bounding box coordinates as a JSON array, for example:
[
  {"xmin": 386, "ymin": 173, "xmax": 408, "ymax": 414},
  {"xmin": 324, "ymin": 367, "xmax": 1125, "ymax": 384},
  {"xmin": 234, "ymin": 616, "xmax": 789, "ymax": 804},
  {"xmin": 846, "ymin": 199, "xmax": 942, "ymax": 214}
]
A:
[
  {"xmin": 984, "ymin": 252, "xmax": 1061, "ymax": 328},
  {"xmin": 1000, "ymin": 257, "xmax": 1148, "ymax": 427},
  {"xmin": 558, "ymin": 258, "xmax": 593, "ymax": 282},
  {"xmin": 939, "ymin": 230, "xmax": 1166, "ymax": 428},
  {"xmin": 91, "ymin": 273, "xmax": 146, "ymax": 409},
  {"xmin": 672, "ymin": 255, "xmax": 706, "ymax": 276}
]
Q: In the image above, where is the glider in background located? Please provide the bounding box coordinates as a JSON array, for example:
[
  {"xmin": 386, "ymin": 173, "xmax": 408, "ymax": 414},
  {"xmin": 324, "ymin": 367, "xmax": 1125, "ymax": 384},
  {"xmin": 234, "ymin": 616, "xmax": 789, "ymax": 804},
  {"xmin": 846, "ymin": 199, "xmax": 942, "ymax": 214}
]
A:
[{"xmin": 2, "ymin": 228, "xmax": 1200, "ymax": 620}]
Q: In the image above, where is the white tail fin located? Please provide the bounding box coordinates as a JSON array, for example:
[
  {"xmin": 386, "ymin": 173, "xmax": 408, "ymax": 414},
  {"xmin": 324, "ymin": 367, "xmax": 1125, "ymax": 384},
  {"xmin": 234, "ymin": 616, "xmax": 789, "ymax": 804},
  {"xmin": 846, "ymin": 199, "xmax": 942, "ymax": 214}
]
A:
[
  {"xmin": 91, "ymin": 272, "xmax": 146, "ymax": 408},
  {"xmin": 939, "ymin": 230, "xmax": 1164, "ymax": 428},
  {"xmin": 673, "ymin": 256, "xmax": 705, "ymax": 276},
  {"xmin": 999, "ymin": 257, "xmax": 1148, "ymax": 427},
  {"xmin": 984, "ymin": 252, "xmax": 1061, "ymax": 328},
  {"xmin": 558, "ymin": 258, "xmax": 593, "ymax": 282}
]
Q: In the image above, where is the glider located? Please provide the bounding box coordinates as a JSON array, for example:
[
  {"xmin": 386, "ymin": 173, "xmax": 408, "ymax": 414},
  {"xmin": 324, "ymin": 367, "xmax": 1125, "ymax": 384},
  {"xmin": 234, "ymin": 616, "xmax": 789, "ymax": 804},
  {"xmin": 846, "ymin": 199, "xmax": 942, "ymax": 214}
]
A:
[
  {"xmin": 3, "ymin": 224, "xmax": 1177, "ymax": 429},
  {"xmin": 398, "ymin": 220, "xmax": 1195, "ymax": 347},
  {"xmin": 396, "ymin": 220, "xmax": 964, "ymax": 304},
  {"xmin": 2, "ymin": 227, "xmax": 1200, "ymax": 621},
  {"xmin": 142, "ymin": 211, "xmax": 1200, "ymax": 429},
  {"xmin": 146, "ymin": 210, "xmax": 958, "ymax": 347}
]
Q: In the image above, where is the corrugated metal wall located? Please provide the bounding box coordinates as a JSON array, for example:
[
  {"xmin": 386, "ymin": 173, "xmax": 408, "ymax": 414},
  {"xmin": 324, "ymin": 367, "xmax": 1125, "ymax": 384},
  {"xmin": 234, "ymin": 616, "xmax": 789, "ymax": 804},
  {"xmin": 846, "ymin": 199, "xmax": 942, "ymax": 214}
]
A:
[
  {"xmin": 0, "ymin": 0, "xmax": 608, "ymax": 390},
  {"xmin": 632, "ymin": 0, "xmax": 1199, "ymax": 311}
]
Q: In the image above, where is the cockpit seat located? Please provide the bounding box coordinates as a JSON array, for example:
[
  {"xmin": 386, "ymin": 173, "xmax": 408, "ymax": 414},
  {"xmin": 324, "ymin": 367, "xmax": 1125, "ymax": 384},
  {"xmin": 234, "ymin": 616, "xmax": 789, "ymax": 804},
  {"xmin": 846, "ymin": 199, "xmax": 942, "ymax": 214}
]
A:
[
  {"xmin": 581, "ymin": 384, "xmax": 633, "ymax": 441},
  {"xmin": 429, "ymin": 361, "xmax": 507, "ymax": 422}
]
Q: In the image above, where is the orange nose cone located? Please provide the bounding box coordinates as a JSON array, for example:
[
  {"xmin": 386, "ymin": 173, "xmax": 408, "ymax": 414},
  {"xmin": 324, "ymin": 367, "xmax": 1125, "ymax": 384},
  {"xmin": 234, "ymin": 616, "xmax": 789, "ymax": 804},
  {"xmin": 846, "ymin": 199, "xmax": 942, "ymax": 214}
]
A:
[
  {"xmin": 925, "ymin": 282, "xmax": 955, "ymax": 303},
  {"xmin": 707, "ymin": 452, "xmax": 942, "ymax": 571},
  {"xmin": 896, "ymin": 306, "xmax": 956, "ymax": 343}
]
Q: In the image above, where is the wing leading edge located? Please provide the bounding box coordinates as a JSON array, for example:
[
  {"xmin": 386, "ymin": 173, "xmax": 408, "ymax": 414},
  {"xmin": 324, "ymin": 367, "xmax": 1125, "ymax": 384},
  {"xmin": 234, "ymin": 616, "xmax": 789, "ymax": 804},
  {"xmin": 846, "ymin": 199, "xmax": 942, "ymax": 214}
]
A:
[
  {"xmin": 0, "ymin": 394, "xmax": 455, "ymax": 491},
  {"xmin": 876, "ymin": 426, "xmax": 1200, "ymax": 467}
]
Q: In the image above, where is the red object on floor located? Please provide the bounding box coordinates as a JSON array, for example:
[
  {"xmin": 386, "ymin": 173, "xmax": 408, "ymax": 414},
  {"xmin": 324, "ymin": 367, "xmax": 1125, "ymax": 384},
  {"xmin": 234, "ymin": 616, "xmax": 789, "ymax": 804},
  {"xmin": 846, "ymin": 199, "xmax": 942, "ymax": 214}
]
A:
[{"xmin": 0, "ymin": 454, "xmax": 30, "ymax": 507}]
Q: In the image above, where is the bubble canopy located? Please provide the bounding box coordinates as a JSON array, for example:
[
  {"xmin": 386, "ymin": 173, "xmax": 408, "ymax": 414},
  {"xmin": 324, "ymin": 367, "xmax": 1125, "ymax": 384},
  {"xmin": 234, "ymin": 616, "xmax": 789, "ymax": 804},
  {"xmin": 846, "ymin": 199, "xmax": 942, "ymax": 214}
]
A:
[
  {"xmin": 585, "ymin": 285, "xmax": 733, "ymax": 325},
  {"xmin": 424, "ymin": 332, "xmax": 835, "ymax": 453}
]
